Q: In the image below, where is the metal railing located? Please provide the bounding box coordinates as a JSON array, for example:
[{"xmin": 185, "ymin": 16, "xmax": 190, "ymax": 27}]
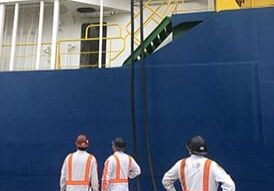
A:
[
  {"xmin": 0, "ymin": 23, "xmax": 126, "ymax": 70},
  {"xmin": 56, "ymin": 37, "xmax": 125, "ymax": 69},
  {"xmin": 125, "ymin": 0, "xmax": 215, "ymax": 46},
  {"xmin": 56, "ymin": 23, "xmax": 126, "ymax": 69},
  {"xmin": 2, "ymin": 0, "xmax": 274, "ymax": 70},
  {"xmin": 1, "ymin": 42, "xmax": 52, "ymax": 70},
  {"xmin": 0, "ymin": 0, "xmax": 216, "ymax": 70}
]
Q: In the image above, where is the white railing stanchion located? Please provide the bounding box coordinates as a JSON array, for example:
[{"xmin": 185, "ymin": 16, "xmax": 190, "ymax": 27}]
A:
[
  {"xmin": 0, "ymin": 4, "xmax": 6, "ymax": 61},
  {"xmin": 35, "ymin": 1, "xmax": 45, "ymax": 70},
  {"xmin": 98, "ymin": 0, "xmax": 104, "ymax": 68},
  {"xmin": 50, "ymin": 0, "xmax": 60, "ymax": 70},
  {"xmin": 9, "ymin": 3, "xmax": 19, "ymax": 71}
]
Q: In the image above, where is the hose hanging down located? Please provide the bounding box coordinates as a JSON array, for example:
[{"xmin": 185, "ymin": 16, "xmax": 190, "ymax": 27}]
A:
[
  {"xmin": 139, "ymin": 0, "xmax": 158, "ymax": 191},
  {"xmin": 130, "ymin": 0, "xmax": 140, "ymax": 191}
]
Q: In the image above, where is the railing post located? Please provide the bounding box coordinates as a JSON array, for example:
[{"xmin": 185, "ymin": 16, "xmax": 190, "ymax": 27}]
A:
[
  {"xmin": 0, "ymin": 4, "xmax": 6, "ymax": 61},
  {"xmin": 98, "ymin": 0, "xmax": 104, "ymax": 68},
  {"xmin": 35, "ymin": 1, "xmax": 45, "ymax": 70},
  {"xmin": 50, "ymin": 0, "xmax": 60, "ymax": 70},
  {"xmin": 9, "ymin": 3, "xmax": 19, "ymax": 71}
]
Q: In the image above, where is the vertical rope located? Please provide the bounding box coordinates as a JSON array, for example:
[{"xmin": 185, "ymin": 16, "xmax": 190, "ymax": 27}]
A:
[
  {"xmin": 139, "ymin": 0, "xmax": 158, "ymax": 191},
  {"xmin": 130, "ymin": 0, "xmax": 141, "ymax": 191},
  {"xmin": 130, "ymin": 0, "xmax": 137, "ymax": 161}
]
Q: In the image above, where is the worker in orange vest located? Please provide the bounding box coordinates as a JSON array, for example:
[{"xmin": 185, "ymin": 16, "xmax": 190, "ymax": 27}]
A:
[
  {"xmin": 101, "ymin": 137, "xmax": 141, "ymax": 191},
  {"xmin": 60, "ymin": 134, "xmax": 99, "ymax": 191},
  {"xmin": 162, "ymin": 135, "xmax": 235, "ymax": 191}
]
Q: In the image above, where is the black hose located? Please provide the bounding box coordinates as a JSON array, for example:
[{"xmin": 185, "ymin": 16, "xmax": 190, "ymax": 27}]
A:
[
  {"xmin": 139, "ymin": 1, "xmax": 158, "ymax": 191},
  {"xmin": 130, "ymin": 0, "xmax": 141, "ymax": 191}
]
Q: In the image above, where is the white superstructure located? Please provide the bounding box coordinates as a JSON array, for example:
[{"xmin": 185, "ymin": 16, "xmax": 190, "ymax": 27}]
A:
[{"xmin": 0, "ymin": 0, "xmax": 215, "ymax": 71}]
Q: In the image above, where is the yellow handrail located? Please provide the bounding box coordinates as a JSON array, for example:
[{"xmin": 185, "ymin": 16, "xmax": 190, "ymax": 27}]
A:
[
  {"xmin": 125, "ymin": 0, "xmax": 165, "ymax": 45},
  {"xmin": 8, "ymin": 0, "xmax": 274, "ymax": 71},
  {"xmin": 85, "ymin": 23, "xmax": 122, "ymax": 39},
  {"xmin": 2, "ymin": 42, "xmax": 51, "ymax": 47},
  {"xmin": 0, "ymin": 0, "xmax": 216, "ymax": 70},
  {"xmin": 56, "ymin": 35, "xmax": 125, "ymax": 68},
  {"xmin": 0, "ymin": 42, "xmax": 51, "ymax": 62}
]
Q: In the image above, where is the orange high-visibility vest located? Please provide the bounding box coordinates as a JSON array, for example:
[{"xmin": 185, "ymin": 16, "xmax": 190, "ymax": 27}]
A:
[
  {"xmin": 108, "ymin": 154, "xmax": 133, "ymax": 184},
  {"xmin": 65, "ymin": 153, "xmax": 93, "ymax": 186},
  {"xmin": 180, "ymin": 158, "xmax": 212, "ymax": 191}
]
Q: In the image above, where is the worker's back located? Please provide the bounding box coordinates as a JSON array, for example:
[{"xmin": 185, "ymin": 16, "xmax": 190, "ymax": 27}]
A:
[
  {"xmin": 67, "ymin": 150, "xmax": 92, "ymax": 188},
  {"xmin": 184, "ymin": 155, "xmax": 212, "ymax": 190},
  {"xmin": 109, "ymin": 152, "xmax": 132, "ymax": 191},
  {"xmin": 162, "ymin": 155, "xmax": 235, "ymax": 191},
  {"xmin": 182, "ymin": 155, "xmax": 234, "ymax": 191},
  {"xmin": 102, "ymin": 151, "xmax": 141, "ymax": 191},
  {"xmin": 60, "ymin": 135, "xmax": 99, "ymax": 191},
  {"xmin": 60, "ymin": 150, "xmax": 99, "ymax": 191},
  {"xmin": 113, "ymin": 152, "xmax": 132, "ymax": 180},
  {"xmin": 102, "ymin": 137, "xmax": 141, "ymax": 191},
  {"xmin": 162, "ymin": 136, "xmax": 235, "ymax": 191}
]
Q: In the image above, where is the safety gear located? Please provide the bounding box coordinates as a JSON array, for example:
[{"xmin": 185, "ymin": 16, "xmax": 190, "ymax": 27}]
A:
[
  {"xmin": 102, "ymin": 151, "xmax": 141, "ymax": 191},
  {"xmin": 112, "ymin": 137, "xmax": 126, "ymax": 150},
  {"xmin": 162, "ymin": 155, "xmax": 235, "ymax": 191},
  {"xmin": 187, "ymin": 135, "xmax": 208, "ymax": 156},
  {"xmin": 180, "ymin": 158, "xmax": 212, "ymax": 191},
  {"xmin": 76, "ymin": 134, "xmax": 89, "ymax": 149},
  {"xmin": 60, "ymin": 150, "xmax": 99, "ymax": 191},
  {"xmin": 65, "ymin": 154, "xmax": 93, "ymax": 185}
]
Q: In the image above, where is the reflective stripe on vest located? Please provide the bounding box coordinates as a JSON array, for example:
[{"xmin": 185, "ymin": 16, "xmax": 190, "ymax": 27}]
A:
[
  {"xmin": 180, "ymin": 158, "xmax": 212, "ymax": 191},
  {"xmin": 203, "ymin": 160, "xmax": 211, "ymax": 191},
  {"xmin": 109, "ymin": 154, "xmax": 132, "ymax": 184},
  {"xmin": 102, "ymin": 160, "xmax": 110, "ymax": 191},
  {"xmin": 65, "ymin": 153, "xmax": 93, "ymax": 186}
]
